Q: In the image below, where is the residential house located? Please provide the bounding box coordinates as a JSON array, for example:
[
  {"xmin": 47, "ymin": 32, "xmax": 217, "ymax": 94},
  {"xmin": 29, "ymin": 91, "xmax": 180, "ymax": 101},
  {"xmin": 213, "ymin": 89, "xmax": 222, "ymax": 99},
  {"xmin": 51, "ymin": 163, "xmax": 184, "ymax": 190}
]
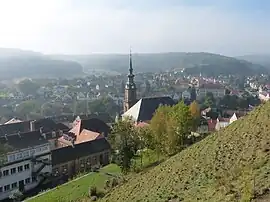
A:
[
  {"xmin": 215, "ymin": 118, "xmax": 230, "ymax": 131},
  {"xmin": 259, "ymin": 91, "xmax": 270, "ymax": 102}
]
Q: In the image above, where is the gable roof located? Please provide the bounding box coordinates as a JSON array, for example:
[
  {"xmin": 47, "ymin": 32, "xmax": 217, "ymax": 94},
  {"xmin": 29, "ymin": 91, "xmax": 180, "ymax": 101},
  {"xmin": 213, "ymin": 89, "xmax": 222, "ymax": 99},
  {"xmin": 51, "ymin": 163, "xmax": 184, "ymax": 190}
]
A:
[
  {"xmin": 122, "ymin": 96, "xmax": 176, "ymax": 122},
  {"xmin": 0, "ymin": 120, "xmax": 31, "ymax": 137},
  {"xmin": 5, "ymin": 118, "xmax": 22, "ymax": 124},
  {"xmin": 69, "ymin": 118, "xmax": 110, "ymax": 137},
  {"xmin": 51, "ymin": 138, "xmax": 111, "ymax": 165}
]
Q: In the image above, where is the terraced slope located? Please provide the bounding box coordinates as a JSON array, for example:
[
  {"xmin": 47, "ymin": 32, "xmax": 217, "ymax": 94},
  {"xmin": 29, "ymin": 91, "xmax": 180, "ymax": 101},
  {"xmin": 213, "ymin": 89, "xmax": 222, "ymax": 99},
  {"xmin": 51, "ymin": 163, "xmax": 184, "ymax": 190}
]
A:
[{"xmin": 101, "ymin": 102, "xmax": 270, "ymax": 202}]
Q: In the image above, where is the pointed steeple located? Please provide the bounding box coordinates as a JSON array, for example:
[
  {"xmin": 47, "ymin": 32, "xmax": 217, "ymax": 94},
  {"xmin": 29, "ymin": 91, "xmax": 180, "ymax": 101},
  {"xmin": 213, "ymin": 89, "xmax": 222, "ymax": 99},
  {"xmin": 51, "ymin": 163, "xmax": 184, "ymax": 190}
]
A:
[
  {"xmin": 129, "ymin": 48, "xmax": 133, "ymax": 75},
  {"xmin": 124, "ymin": 47, "xmax": 137, "ymax": 112},
  {"xmin": 127, "ymin": 48, "xmax": 135, "ymax": 87}
]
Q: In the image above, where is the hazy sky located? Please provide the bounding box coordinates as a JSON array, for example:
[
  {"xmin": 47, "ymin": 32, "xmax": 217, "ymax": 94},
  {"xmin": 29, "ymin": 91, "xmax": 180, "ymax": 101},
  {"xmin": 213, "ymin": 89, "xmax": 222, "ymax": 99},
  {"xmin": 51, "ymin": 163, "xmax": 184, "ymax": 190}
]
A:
[{"xmin": 0, "ymin": 0, "xmax": 269, "ymax": 55}]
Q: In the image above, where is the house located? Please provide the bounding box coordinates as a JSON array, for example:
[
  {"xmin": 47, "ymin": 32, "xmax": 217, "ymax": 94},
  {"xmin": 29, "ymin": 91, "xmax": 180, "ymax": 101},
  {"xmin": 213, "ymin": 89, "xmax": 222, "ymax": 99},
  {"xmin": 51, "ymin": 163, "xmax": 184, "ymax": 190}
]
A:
[
  {"xmin": 198, "ymin": 83, "xmax": 226, "ymax": 99},
  {"xmin": 122, "ymin": 96, "xmax": 176, "ymax": 123},
  {"xmin": 0, "ymin": 131, "xmax": 52, "ymax": 201},
  {"xmin": 215, "ymin": 118, "xmax": 230, "ymax": 131},
  {"xmin": 259, "ymin": 91, "xmax": 270, "ymax": 102},
  {"xmin": 229, "ymin": 113, "xmax": 238, "ymax": 124}
]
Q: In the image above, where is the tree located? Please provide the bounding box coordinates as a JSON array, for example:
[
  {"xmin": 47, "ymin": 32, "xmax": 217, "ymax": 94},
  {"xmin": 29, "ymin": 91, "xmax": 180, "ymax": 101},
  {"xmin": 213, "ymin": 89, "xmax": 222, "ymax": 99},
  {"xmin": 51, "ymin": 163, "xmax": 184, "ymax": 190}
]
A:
[
  {"xmin": 190, "ymin": 86, "xmax": 197, "ymax": 102},
  {"xmin": 150, "ymin": 105, "xmax": 171, "ymax": 156},
  {"xmin": 204, "ymin": 92, "xmax": 215, "ymax": 108},
  {"xmin": 109, "ymin": 118, "xmax": 139, "ymax": 174},
  {"xmin": 150, "ymin": 101, "xmax": 193, "ymax": 156},
  {"xmin": 15, "ymin": 100, "xmax": 41, "ymax": 119},
  {"xmin": 189, "ymin": 101, "xmax": 201, "ymax": 130},
  {"xmin": 171, "ymin": 101, "xmax": 193, "ymax": 150},
  {"xmin": 9, "ymin": 190, "xmax": 23, "ymax": 202},
  {"xmin": 17, "ymin": 79, "xmax": 40, "ymax": 96}
]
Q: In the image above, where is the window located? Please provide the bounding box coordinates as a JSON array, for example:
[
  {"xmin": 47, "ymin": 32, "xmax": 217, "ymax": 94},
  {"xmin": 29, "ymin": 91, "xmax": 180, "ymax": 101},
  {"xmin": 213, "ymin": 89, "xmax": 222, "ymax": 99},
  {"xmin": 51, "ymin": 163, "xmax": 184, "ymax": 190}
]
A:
[
  {"xmin": 16, "ymin": 153, "xmax": 23, "ymax": 160},
  {"xmin": 30, "ymin": 149, "xmax": 35, "ymax": 156},
  {"xmin": 62, "ymin": 164, "xmax": 68, "ymax": 173},
  {"xmin": 36, "ymin": 147, "xmax": 42, "ymax": 152},
  {"xmin": 32, "ymin": 176, "xmax": 37, "ymax": 182},
  {"xmin": 11, "ymin": 168, "xmax": 16, "ymax": 174},
  {"xmin": 8, "ymin": 154, "xmax": 15, "ymax": 162},
  {"xmin": 23, "ymin": 151, "xmax": 30, "ymax": 158},
  {"xmin": 4, "ymin": 184, "xmax": 10, "ymax": 192},
  {"xmin": 25, "ymin": 178, "xmax": 31, "ymax": 184},
  {"xmin": 24, "ymin": 164, "xmax": 30, "ymax": 170},
  {"xmin": 11, "ymin": 182, "xmax": 17, "ymax": 189},
  {"xmin": 3, "ymin": 170, "xmax": 9, "ymax": 176},
  {"xmin": 18, "ymin": 166, "xmax": 23, "ymax": 172}
]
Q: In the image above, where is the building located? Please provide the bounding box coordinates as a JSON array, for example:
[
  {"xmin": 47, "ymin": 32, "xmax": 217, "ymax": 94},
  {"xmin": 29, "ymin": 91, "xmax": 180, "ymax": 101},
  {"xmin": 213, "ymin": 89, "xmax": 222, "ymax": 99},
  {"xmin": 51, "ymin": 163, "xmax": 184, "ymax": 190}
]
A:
[
  {"xmin": 51, "ymin": 118, "xmax": 111, "ymax": 179},
  {"xmin": 0, "ymin": 131, "xmax": 52, "ymax": 201},
  {"xmin": 123, "ymin": 50, "xmax": 137, "ymax": 112},
  {"xmin": 0, "ymin": 116, "xmax": 111, "ymax": 200},
  {"xmin": 51, "ymin": 138, "xmax": 110, "ymax": 179},
  {"xmin": 198, "ymin": 83, "xmax": 226, "ymax": 99},
  {"xmin": 122, "ymin": 96, "xmax": 176, "ymax": 123}
]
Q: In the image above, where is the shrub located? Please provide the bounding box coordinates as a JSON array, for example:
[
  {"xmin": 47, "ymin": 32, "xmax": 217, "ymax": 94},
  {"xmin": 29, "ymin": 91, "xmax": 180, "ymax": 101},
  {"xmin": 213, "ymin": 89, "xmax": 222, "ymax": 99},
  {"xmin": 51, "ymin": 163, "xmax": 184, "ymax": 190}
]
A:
[{"xmin": 89, "ymin": 186, "xmax": 97, "ymax": 197}]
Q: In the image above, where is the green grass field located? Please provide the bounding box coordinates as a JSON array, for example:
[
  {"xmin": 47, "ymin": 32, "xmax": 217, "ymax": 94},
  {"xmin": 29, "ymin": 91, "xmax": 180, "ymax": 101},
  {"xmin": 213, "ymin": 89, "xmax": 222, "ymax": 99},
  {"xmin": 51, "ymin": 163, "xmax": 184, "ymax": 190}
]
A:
[
  {"xmin": 27, "ymin": 164, "xmax": 120, "ymax": 202},
  {"xmin": 27, "ymin": 150, "xmax": 162, "ymax": 202}
]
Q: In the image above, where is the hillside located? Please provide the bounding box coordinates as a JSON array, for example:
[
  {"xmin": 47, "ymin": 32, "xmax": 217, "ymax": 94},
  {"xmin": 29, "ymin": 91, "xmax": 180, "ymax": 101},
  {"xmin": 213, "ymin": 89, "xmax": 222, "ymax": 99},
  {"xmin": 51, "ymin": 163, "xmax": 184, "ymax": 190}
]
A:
[
  {"xmin": 101, "ymin": 102, "xmax": 270, "ymax": 202},
  {"xmin": 51, "ymin": 52, "xmax": 268, "ymax": 76},
  {"xmin": 237, "ymin": 55, "xmax": 270, "ymax": 69},
  {"xmin": 0, "ymin": 48, "xmax": 84, "ymax": 79}
]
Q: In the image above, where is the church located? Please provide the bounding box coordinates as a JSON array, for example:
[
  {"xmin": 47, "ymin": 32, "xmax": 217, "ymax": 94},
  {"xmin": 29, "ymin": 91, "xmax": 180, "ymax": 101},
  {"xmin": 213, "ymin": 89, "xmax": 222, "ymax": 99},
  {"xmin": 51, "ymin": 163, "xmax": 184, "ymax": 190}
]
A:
[{"xmin": 122, "ymin": 51, "xmax": 175, "ymax": 123}]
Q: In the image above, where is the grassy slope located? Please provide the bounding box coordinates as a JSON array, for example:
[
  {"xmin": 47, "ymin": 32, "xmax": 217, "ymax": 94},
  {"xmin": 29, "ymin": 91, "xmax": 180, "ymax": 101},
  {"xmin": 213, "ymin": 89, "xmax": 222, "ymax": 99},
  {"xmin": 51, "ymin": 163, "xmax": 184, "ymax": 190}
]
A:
[
  {"xmin": 101, "ymin": 102, "xmax": 270, "ymax": 202},
  {"xmin": 29, "ymin": 164, "xmax": 120, "ymax": 202}
]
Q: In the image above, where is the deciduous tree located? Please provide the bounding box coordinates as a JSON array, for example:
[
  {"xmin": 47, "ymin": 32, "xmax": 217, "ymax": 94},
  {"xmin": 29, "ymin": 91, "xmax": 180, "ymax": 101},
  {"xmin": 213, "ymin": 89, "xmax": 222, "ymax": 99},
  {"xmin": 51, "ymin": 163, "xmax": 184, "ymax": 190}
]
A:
[{"xmin": 109, "ymin": 118, "xmax": 139, "ymax": 174}]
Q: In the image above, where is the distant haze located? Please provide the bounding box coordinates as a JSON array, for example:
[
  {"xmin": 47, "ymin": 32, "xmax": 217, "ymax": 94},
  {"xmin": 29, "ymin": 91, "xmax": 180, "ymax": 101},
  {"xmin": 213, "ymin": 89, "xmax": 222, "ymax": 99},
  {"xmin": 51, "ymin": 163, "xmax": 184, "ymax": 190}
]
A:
[{"xmin": 0, "ymin": 0, "xmax": 269, "ymax": 56}]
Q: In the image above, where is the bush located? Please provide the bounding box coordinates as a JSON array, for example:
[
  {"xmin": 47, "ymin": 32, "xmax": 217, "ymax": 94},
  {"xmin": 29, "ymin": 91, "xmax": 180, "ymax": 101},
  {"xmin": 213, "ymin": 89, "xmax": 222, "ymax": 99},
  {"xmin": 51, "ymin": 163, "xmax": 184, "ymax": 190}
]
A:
[
  {"xmin": 89, "ymin": 186, "xmax": 105, "ymax": 199},
  {"xmin": 89, "ymin": 186, "xmax": 97, "ymax": 197}
]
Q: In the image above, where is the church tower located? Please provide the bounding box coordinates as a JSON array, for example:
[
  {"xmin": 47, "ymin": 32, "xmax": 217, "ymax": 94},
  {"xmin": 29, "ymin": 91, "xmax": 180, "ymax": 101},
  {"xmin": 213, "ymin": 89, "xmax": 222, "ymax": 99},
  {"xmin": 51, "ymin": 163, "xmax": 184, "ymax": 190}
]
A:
[{"xmin": 123, "ymin": 49, "xmax": 137, "ymax": 112}]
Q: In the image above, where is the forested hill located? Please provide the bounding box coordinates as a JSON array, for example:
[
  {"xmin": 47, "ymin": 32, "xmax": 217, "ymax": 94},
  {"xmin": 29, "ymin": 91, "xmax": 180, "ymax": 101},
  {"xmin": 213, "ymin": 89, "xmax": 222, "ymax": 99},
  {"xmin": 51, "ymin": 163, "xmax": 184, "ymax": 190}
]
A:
[
  {"xmin": 101, "ymin": 101, "xmax": 270, "ymax": 202},
  {"xmin": 51, "ymin": 52, "xmax": 268, "ymax": 76},
  {"xmin": 0, "ymin": 48, "xmax": 84, "ymax": 79},
  {"xmin": 237, "ymin": 54, "xmax": 270, "ymax": 69}
]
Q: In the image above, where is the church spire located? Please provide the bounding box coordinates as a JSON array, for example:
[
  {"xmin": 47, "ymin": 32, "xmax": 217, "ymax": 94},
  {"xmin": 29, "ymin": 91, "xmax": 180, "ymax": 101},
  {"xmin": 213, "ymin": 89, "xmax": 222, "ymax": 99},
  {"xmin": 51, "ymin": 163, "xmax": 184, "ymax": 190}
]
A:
[
  {"xmin": 127, "ymin": 48, "xmax": 135, "ymax": 84},
  {"xmin": 129, "ymin": 48, "xmax": 133, "ymax": 75},
  {"xmin": 123, "ymin": 47, "xmax": 137, "ymax": 112}
]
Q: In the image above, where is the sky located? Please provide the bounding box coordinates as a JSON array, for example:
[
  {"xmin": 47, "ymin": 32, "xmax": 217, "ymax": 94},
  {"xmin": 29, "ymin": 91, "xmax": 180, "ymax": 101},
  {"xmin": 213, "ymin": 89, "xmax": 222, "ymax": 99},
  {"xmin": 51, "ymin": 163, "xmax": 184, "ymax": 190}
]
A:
[{"xmin": 0, "ymin": 0, "xmax": 269, "ymax": 56}]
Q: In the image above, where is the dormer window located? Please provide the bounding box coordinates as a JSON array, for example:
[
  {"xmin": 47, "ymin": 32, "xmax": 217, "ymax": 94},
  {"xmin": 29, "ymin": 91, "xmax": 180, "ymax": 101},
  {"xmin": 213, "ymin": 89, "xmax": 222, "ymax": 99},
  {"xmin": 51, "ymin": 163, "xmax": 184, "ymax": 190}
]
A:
[
  {"xmin": 59, "ymin": 130, "xmax": 63, "ymax": 136},
  {"xmin": 52, "ymin": 131, "xmax": 56, "ymax": 138}
]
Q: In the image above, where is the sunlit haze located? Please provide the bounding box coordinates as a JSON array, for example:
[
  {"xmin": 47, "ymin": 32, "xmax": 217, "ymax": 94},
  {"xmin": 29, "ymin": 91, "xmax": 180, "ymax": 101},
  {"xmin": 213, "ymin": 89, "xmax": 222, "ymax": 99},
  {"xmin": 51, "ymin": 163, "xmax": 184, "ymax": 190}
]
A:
[{"xmin": 0, "ymin": 0, "xmax": 269, "ymax": 55}]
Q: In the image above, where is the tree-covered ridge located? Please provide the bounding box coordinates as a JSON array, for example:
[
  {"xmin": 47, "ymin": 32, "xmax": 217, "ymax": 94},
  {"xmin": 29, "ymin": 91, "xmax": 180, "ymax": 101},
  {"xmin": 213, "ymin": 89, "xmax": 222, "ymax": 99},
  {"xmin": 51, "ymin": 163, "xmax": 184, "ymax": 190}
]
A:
[
  {"xmin": 0, "ymin": 48, "xmax": 83, "ymax": 79},
  {"xmin": 51, "ymin": 52, "xmax": 268, "ymax": 76},
  {"xmin": 101, "ymin": 101, "xmax": 270, "ymax": 202}
]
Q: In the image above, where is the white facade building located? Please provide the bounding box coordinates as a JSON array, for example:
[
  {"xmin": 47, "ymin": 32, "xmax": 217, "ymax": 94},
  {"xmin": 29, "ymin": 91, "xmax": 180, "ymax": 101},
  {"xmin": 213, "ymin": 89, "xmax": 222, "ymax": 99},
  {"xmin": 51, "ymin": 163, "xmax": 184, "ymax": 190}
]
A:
[{"xmin": 0, "ymin": 133, "xmax": 52, "ymax": 201}]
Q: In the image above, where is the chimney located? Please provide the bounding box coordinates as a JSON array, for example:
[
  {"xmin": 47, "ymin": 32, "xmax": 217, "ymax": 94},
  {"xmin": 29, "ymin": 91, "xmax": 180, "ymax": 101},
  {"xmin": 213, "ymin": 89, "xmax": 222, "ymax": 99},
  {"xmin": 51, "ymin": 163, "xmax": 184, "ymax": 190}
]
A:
[{"xmin": 30, "ymin": 120, "xmax": 36, "ymax": 131}]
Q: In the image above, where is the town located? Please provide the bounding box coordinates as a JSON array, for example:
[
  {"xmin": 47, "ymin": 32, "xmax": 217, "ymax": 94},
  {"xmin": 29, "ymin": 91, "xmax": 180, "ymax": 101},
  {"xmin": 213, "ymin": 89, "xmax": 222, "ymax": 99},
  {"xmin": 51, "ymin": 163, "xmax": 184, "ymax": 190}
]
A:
[{"xmin": 0, "ymin": 51, "xmax": 268, "ymax": 201}]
